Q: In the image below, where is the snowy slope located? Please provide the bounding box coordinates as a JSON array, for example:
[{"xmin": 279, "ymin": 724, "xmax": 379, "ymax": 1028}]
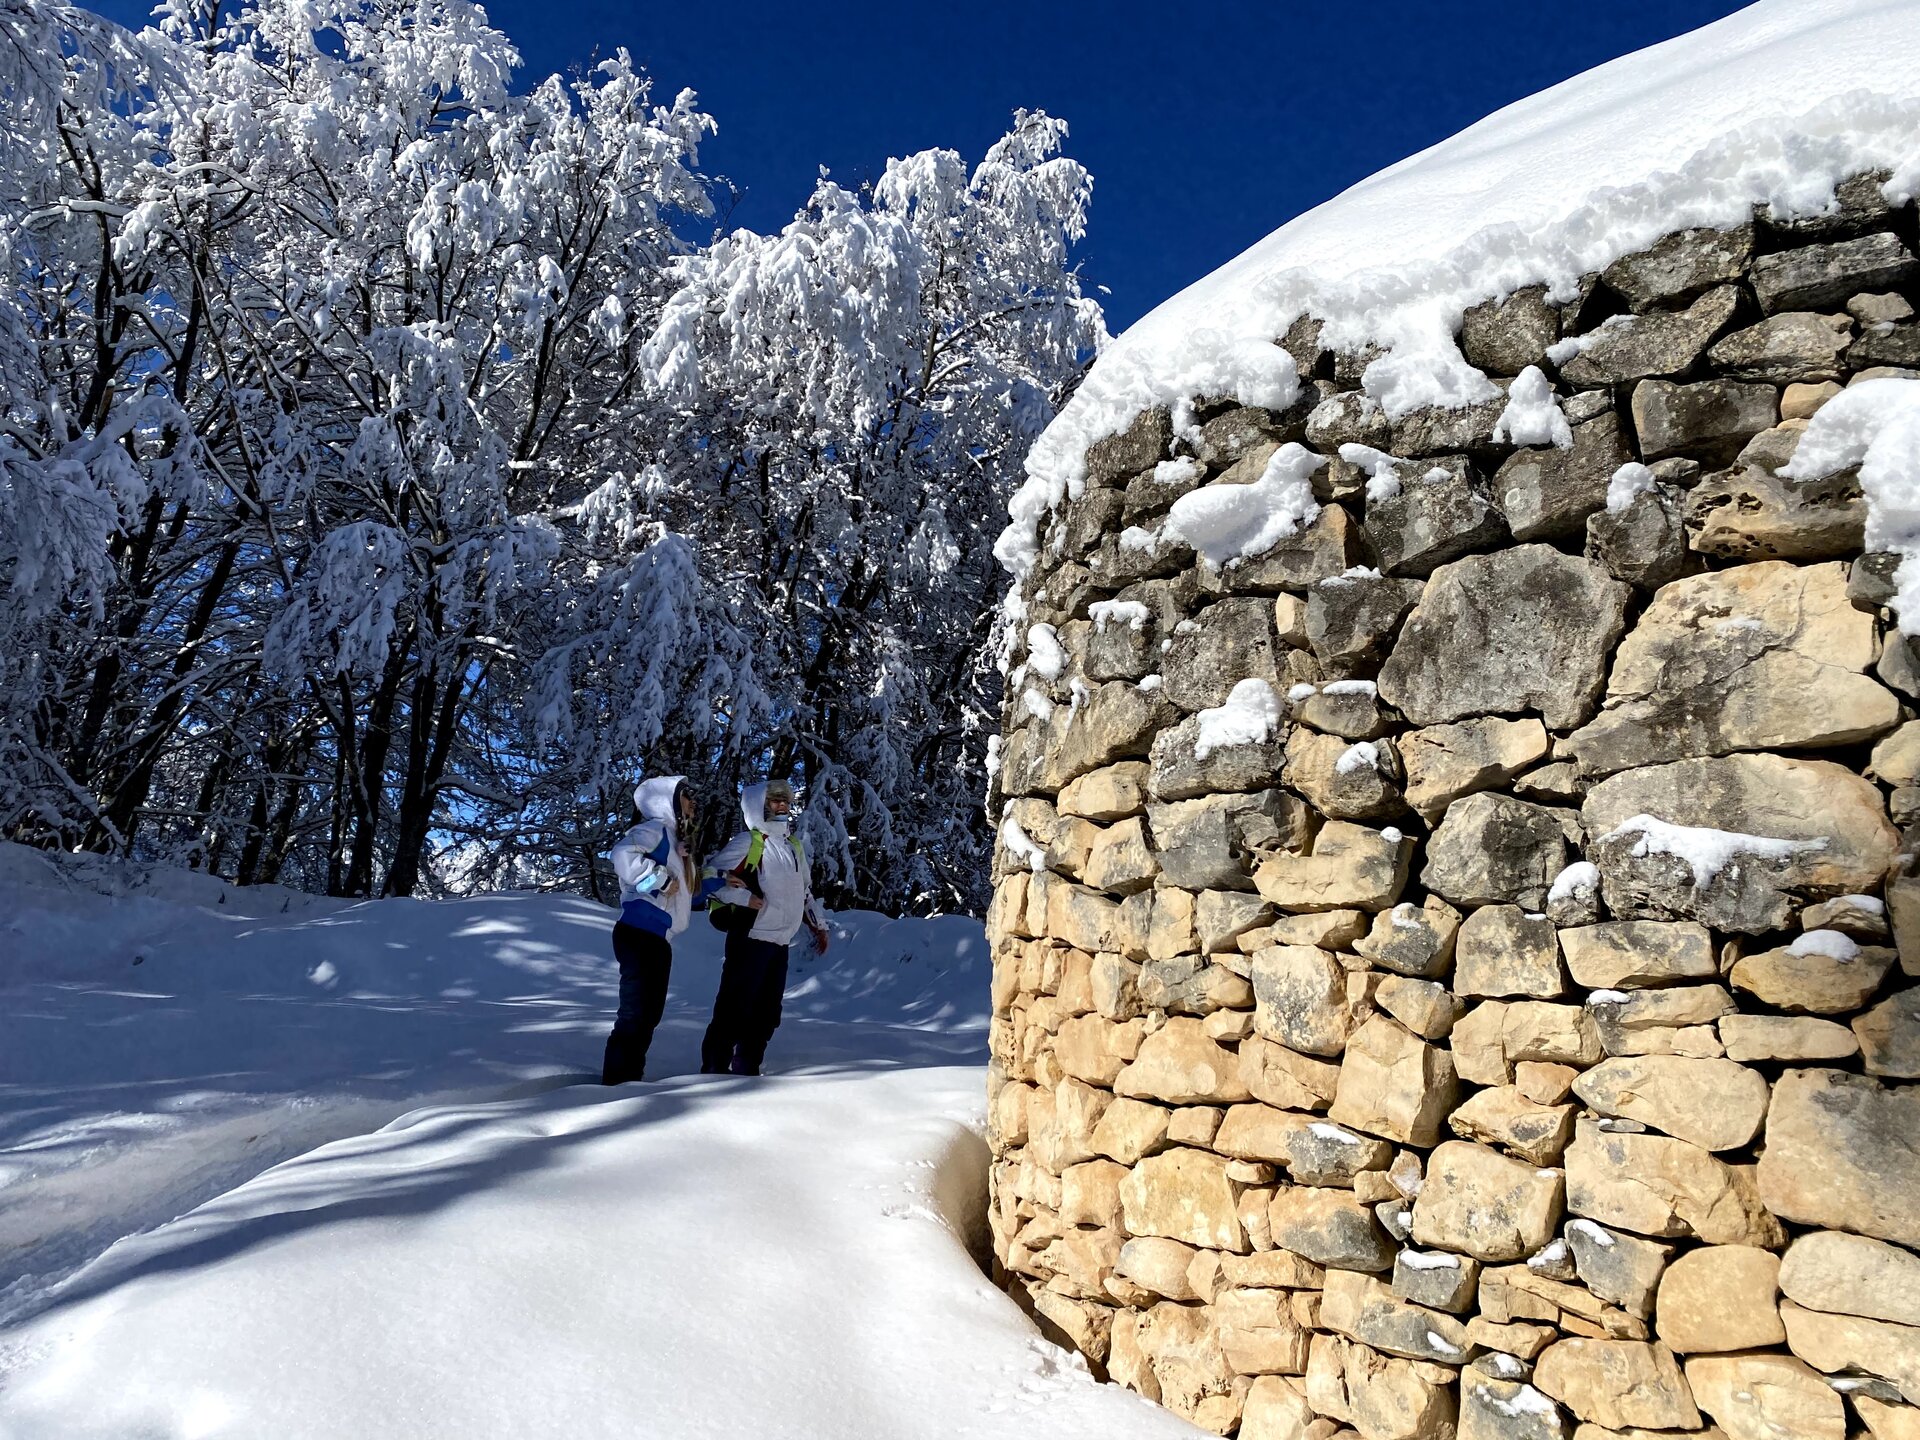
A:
[
  {"xmin": 0, "ymin": 843, "xmax": 982, "ymax": 1324},
  {"xmin": 1001, "ymin": 0, "xmax": 1920, "ymax": 574},
  {"xmin": 0, "ymin": 846, "xmax": 1200, "ymax": 1437}
]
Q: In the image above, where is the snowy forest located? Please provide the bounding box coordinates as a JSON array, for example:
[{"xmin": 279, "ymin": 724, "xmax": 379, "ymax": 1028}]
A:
[{"xmin": 0, "ymin": 0, "xmax": 1103, "ymax": 913}]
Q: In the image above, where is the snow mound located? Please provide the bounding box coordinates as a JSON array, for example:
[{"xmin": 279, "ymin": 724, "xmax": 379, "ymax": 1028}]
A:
[{"xmin": 1000, "ymin": 0, "xmax": 1920, "ymax": 577}]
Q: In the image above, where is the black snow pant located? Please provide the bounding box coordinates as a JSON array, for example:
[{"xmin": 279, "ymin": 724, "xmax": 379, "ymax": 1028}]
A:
[
  {"xmin": 602, "ymin": 923, "xmax": 672, "ymax": 1084},
  {"xmin": 700, "ymin": 933, "xmax": 789, "ymax": 1076}
]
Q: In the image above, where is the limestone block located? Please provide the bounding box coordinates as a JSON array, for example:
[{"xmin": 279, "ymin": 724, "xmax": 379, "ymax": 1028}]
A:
[
  {"xmin": 1353, "ymin": 896, "xmax": 1462, "ymax": 979},
  {"xmin": 1195, "ymin": 888, "xmax": 1275, "ymax": 955},
  {"xmin": 1455, "ymin": 906, "xmax": 1565, "ymax": 998},
  {"xmin": 1321, "ymin": 1267, "xmax": 1473, "ymax": 1364},
  {"xmin": 1046, "ymin": 882, "xmax": 1122, "ymax": 954},
  {"xmin": 1515, "ymin": 1061, "xmax": 1579, "ymax": 1105},
  {"xmin": 1709, "ymin": 310, "xmax": 1855, "ymax": 383},
  {"xmin": 1216, "ymin": 500, "xmax": 1371, "ymax": 595},
  {"xmin": 1215, "ymin": 1285, "xmax": 1314, "ymax": 1374},
  {"xmin": 1378, "ymin": 545, "xmax": 1633, "ymax": 731},
  {"xmin": 1328, "ymin": 1016, "xmax": 1459, "ymax": 1147},
  {"xmin": 1558, "ymin": 921, "xmax": 1715, "ymax": 989},
  {"xmin": 1781, "ymin": 1231, "xmax": 1920, "ymax": 1330},
  {"xmin": 1566, "ymin": 1218, "xmax": 1672, "ymax": 1320},
  {"xmin": 1214, "ymin": 1103, "xmax": 1314, "ymax": 1166},
  {"xmin": 1238, "ymin": 1375, "xmax": 1318, "ymax": 1440},
  {"xmin": 1268, "ymin": 1188, "xmax": 1396, "ymax": 1271},
  {"xmin": 1780, "ymin": 1300, "xmax": 1920, "ymax": 1404},
  {"xmin": 1285, "ymin": 1120, "xmax": 1393, "ymax": 1187},
  {"xmin": 1167, "ymin": 1105, "xmax": 1224, "ymax": 1148},
  {"xmin": 1449, "ymin": 1086, "xmax": 1576, "ymax": 1166},
  {"xmin": 1413, "ymin": 1140, "xmax": 1564, "ymax": 1262},
  {"xmin": 1502, "ymin": 1001, "xmax": 1602, "ymax": 1066},
  {"xmin": 1459, "ymin": 1375, "xmax": 1567, "ymax": 1440},
  {"xmin": 1140, "ymin": 955, "xmax": 1254, "ymax": 1015},
  {"xmin": 1559, "ymin": 285, "xmax": 1739, "ymax": 386},
  {"xmin": 1401, "ymin": 716, "xmax": 1551, "ymax": 820},
  {"xmin": 1759, "ymin": 1069, "xmax": 1920, "ymax": 1248},
  {"xmin": 1060, "ymin": 1159, "xmax": 1131, "ymax": 1229},
  {"xmin": 1855, "ymin": 988, "xmax": 1920, "ymax": 1078},
  {"xmin": 1375, "ymin": 975, "xmax": 1466, "ymax": 1040},
  {"xmin": 1565, "ymin": 1120, "xmax": 1785, "ymax": 1246},
  {"xmin": 1053, "ymin": 1012, "xmax": 1142, "ymax": 1086},
  {"xmin": 1367, "ymin": 457, "xmax": 1511, "ymax": 578},
  {"xmin": 1751, "ymin": 232, "xmax": 1920, "ymax": 314},
  {"xmin": 1719, "ymin": 1013, "xmax": 1859, "ymax": 1062},
  {"xmin": 1655, "ymin": 1245, "xmax": 1785, "ymax": 1352},
  {"xmin": 1533, "ymin": 1338, "xmax": 1700, "ymax": 1430},
  {"xmin": 1571, "ymin": 1056, "xmax": 1770, "ymax": 1151},
  {"xmin": 1392, "ymin": 1248, "xmax": 1481, "ymax": 1314},
  {"xmin": 1149, "ymin": 789, "xmax": 1315, "ymax": 892},
  {"xmin": 1686, "ymin": 1354, "xmax": 1845, "ymax": 1440},
  {"xmin": 1585, "ymin": 479, "xmax": 1692, "ymax": 591},
  {"xmin": 1339, "ymin": 1339, "xmax": 1460, "ymax": 1440},
  {"xmin": 1283, "ymin": 729, "xmax": 1407, "ymax": 822},
  {"xmin": 1083, "ymin": 816, "xmax": 1160, "ymax": 895},
  {"xmin": 1114, "ymin": 1017, "xmax": 1251, "ymax": 1105},
  {"xmin": 1114, "ymin": 1236, "xmax": 1200, "ymax": 1301},
  {"xmin": 1092, "ymin": 950, "xmax": 1148, "ymax": 1021},
  {"xmin": 1495, "ymin": 409, "xmax": 1634, "ymax": 543},
  {"xmin": 1568, "ymin": 562, "xmax": 1897, "ymax": 775},
  {"xmin": 1423, "ymin": 791, "xmax": 1571, "ymax": 909},
  {"xmin": 1582, "ymin": 754, "xmax": 1899, "ymax": 934},
  {"xmin": 1253, "ymin": 821, "xmax": 1413, "ymax": 914},
  {"xmin": 1451, "ymin": 1000, "xmax": 1515, "ymax": 1086},
  {"xmin": 1043, "ymin": 681, "xmax": 1175, "ymax": 790},
  {"xmin": 1463, "ymin": 284, "xmax": 1562, "ymax": 373},
  {"xmin": 1089, "ymin": 1095, "xmax": 1171, "ymax": 1166},
  {"xmin": 1251, "ymin": 945, "xmax": 1355, "ymax": 1057},
  {"xmin": 1685, "ymin": 457, "xmax": 1866, "ymax": 563},
  {"xmin": 1305, "ymin": 570, "xmax": 1424, "ymax": 665},
  {"xmin": 1603, "ymin": 223, "xmax": 1753, "ymax": 308},
  {"xmin": 1238, "ymin": 1035, "xmax": 1340, "ymax": 1113},
  {"xmin": 1856, "ymin": 1396, "xmax": 1920, "ymax": 1440},
  {"xmin": 1120, "ymin": 1147, "xmax": 1249, "ymax": 1252},
  {"xmin": 1732, "ymin": 939, "xmax": 1895, "ymax": 1013}
]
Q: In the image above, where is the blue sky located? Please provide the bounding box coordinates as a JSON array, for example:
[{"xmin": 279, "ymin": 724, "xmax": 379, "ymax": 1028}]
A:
[{"xmin": 97, "ymin": 0, "xmax": 1752, "ymax": 331}]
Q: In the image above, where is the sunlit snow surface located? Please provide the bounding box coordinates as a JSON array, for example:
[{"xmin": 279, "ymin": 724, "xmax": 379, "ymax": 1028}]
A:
[
  {"xmin": 999, "ymin": 0, "xmax": 1920, "ymax": 577},
  {"xmin": 0, "ymin": 842, "xmax": 1197, "ymax": 1438}
]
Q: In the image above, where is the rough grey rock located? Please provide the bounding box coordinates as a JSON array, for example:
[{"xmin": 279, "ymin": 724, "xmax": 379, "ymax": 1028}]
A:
[
  {"xmin": 1056, "ymin": 488, "xmax": 1129, "ymax": 560},
  {"xmin": 1212, "ymin": 502, "xmax": 1370, "ymax": 595},
  {"xmin": 1582, "ymin": 754, "xmax": 1900, "ymax": 933},
  {"xmin": 1751, "ymin": 232, "xmax": 1920, "ymax": 314},
  {"xmin": 1585, "ymin": 483, "xmax": 1692, "ymax": 591},
  {"xmin": 1122, "ymin": 456, "xmax": 1208, "ymax": 523},
  {"xmin": 1149, "ymin": 712, "xmax": 1287, "ymax": 801},
  {"xmin": 1708, "ymin": 311, "xmax": 1855, "ymax": 383},
  {"xmin": 1567, "ymin": 1220, "xmax": 1672, "ymax": 1320},
  {"xmin": 1849, "ymin": 322, "xmax": 1920, "ymax": 371},
  {"xmin": 1196, "ymin": 405, "xmax": 1309, "ymax": 469},
  {"xmin": 1378, "ymin": 546, "xmax": 1633, "ymax": 732},
  {"xmin": 1087, "ymin": 407, "xmax": 1172, "ymax": 485},
  {"xmin": 1462, "ymin": 285, "xmax": 1561, "ymax": 375},
  {"xmin": 1147, "ymin": 789, "xmax": 1315, "ymax": 892},
  {"xmin": 1759, "ymin": 170, "xmax": 1897, "ymax": 243},
  {"xmin": 1305, "ymin": 390, "xmax": 1390, "ymax": 451},
  {"xmin": 1493, "ymin": 410, "xmax": 1634, "ymax": 543},
  {"xmin": 1367, "ymin": 457, "xmax": 1511, "ymax": 577},
  {"xmin": 1390, "ymin": 389, "xmax": 1512, "ymax": 456},
  {"xmin": 1632, "ymin": 378, "xmax": 1778, "ymax": 464},
  {"xmin": 1291, "ymin": 682, "xmax": 1393, "ymax": 740},
  {"xmin": 1602, "ymin": 223, "xmax": 1754, "ymax": 309},
  {"xmin": 1161, "ymin": 598, "xmax": 1281, "ymax": 712},
  {"xmin": 1305, "ymin": 571, "xmax": 1425, "ymax": 664},
  {"xmin": 1422, "ymin": 792, "xmax": 1571, "ymax": 910},
  {"xmin": 1685, "ymin": 462, "xmax": 1865, "ymax": 561},
  {"xmin": 1393, "ymin": 1248, "xmax": 1481, "ymax": 1313},
  {"xmin": 1559, "ymin": 285, "xmax": 1741, "ymax": 386},
  {"xmin": 1566, "ymin": 561, "xmax": 1900, "ymax": 775},
  {"xmin": 1080, "ymin": 609, "xmax": 1158, "ymax": 682}
]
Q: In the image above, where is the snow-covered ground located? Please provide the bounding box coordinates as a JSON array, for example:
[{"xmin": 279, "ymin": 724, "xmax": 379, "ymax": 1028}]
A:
[{"xmin": 0, "ymin": 843, "xmax": 1194, "ymax": 1437}]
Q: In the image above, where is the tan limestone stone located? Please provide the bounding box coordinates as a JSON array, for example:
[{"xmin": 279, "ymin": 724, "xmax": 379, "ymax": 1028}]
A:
[
  {"xmin": 1448, "ymin": 1085, "xmax": 1577, "ymax": 1165},
  {"xmin": 1353, "ymin": 897, "xmax": 1463, "ymax": 979},
  {"xmin": 1781, "ymin": 1300, "xmax": 1920, "ymax": 1403},
  {"xmin": 1258, "ymin": 909, "xmax": 1372, "ymax": 950},
  {"xmin": 1780, "ymin": 1231, "xmax": 1920, "ymax": 1328},
  {"xmin": 1571, "ymin": 1055, "xmax": 1771, "ymax": 1151},
  {"xmin": 1053, "ymin": 1013, "xmax": 1143, "ymax": 1086},
  {"xmin": 1321, "ymin": 1267, "xmax": 1473, "ymax": 1364},
  {"xmin": 1252, "ymin": 820, "xmax": 1413, "ymax": 913},
  {"xmin": 1047, "ymin": 882, "xmax": 1122, "ymax": 954},
  {"xmin": 1239, "ymin": 1375, "xmax": 1317, "ymax": 1440},
  {"xmin": 1113, "ymin": 1235, "xmax": 1200, "ymax": 1300},
  {"xmin": 1119, "ymin": 1147, "xmax": 1249, "ymax": 1252},
  {"xmin": 1238, "ymin": 1034, "xmax": 1340, "ymax": 1111},
  {"xmin": 1147, "ymin": 887, "xmax": 1198, "ymax": 961},
  {"xmin": 1503, "ymin": 1001, "xmax": 1603, "ymax": 1066},
  {"xmin": 1060, "ymin": 1159, "xmax": 1131, "ymax": 1228},
  {"xmin": 1375, "ymin": 975, "xmax": 1466, "ymax": 1039},
  {"xmin": 1327, "ymin": 1016, "xmax": 1460, "ymax": 1146},
  {"xmin": 1057, "ymin": 761, "xmax": 1152, "ymax": 821},
  {"xmin": 1565, "ymin": 1120, "xmax": 1785, "ymax": 1246},
  {"xmin": 1451, "ymin": 1000, "xmax": 1515, "ymax": 1085},
  {"xmin": 1858, "ymin": 1396, "xmax": 1920, "ymax": 1440},
  {"xmin": 1856, "ymin": 988, "xmax": 1920, "ymax": 1078},
  {"xmin": 1655, "ymin": 1246, "xmax": 1785, "ymax": 1352},
  {"xmin": 1214, "ymin": 1103, "xmax": 1313, "ymax": 1164},
  {"xmin": 1559, "ymin": 920, "xmax": 1716, "ymax": 989},
  {"xmin": 1084, "ymin": 816, "xmax": 1160, "ymax": 895},
  {"xmin": 1533, "ymin": 1339, "xmax": 1701, "ymax": 1430},
  {"xmin": 1686, "ymin": 1353, "xmax": 1845, "ymax": 1440},
  {"xmin": 1731, "ymin": 941, "xmax": 1896, "ymax": 1013},
  {"xmin": 1251, "ymin": 945, "xmax": 1356, "ymax": 1057},
  {"xmin": 1455, "ymin": 905, "xmax": 1566, "ymax": 999},
  {"xmin": 1088, "ymin": 1096, "xmax": 1170, "ymax": 1165},
  {"xmin": 1758, "ymin": 1068, "xmax": 1920, "ymax": 1248},
  {"xmin": 1216, "ymin": 1285, "xmax": 1314, "ymax": 1374},
  {"xmin": 1412, "ymin": 1140, "xmax": 1564, "ymax": 1262},
  {"xmin": 1401, "ymin": 715, "xmax": 1551, "ymax": 820},
  {"xmin": 1516, "ymin": 1061, "xmax": 1580, "ymax": 1104},
  {"xmin": 1114, "ymin": 1016, "xmax": 1252, "ymax": 1104},
  {"xmin": 1221, "ymin": 1249, "xmax": 1327, "ymax": 1289},
  {"xmin": 1268, "ymin": 1188, "xmax": 1396, "ymax": 1272},
  {"xmin": 1719, "ymin": 1013, "xmax": 1859, "ymax": 1063}
]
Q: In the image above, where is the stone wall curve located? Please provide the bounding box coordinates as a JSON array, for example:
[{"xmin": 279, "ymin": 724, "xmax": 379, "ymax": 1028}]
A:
[{"xmin": 985, "ymin": 173, "xmax": 1920, "ymax": 1440}]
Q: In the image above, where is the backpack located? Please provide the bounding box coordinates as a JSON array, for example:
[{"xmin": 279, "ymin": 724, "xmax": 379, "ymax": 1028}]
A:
[{"xmin": 706, "ymin": 829, "xmax": 806, "ymax": 934}]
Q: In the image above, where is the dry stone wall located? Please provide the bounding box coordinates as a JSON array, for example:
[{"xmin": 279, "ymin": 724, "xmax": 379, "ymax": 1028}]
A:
[{"xmin": 985, "ymin": 171, "xmax": 1920, "ymax": 1440}]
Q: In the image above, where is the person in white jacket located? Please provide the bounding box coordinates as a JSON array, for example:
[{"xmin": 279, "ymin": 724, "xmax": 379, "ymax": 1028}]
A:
[
  {"xmin": 700, "ymin": 779, "xmax": 828, "ymax": 1075},
  {"xmin": 602, "ymin": 775, "xmax": 698, "ymax": 1084}
]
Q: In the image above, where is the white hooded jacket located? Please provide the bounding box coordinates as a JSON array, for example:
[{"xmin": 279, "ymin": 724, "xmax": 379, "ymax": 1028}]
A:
[
  {"xmin": 711, "ymin": 783, "xmax": 824, "ymax": 946},
  {"xmin": 610, "ymin": 776, "xmax": 696, "ymax": 938}
]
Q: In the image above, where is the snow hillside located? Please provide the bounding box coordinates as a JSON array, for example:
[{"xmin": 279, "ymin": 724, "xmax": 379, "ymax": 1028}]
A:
[
  {"xmin": 1001, "ymin": 0, "xmax": 1920, "ymax": 575},
  {"xmin": 0, "ymin": 844, "xmax": 1199, "ymax": 1436}
]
